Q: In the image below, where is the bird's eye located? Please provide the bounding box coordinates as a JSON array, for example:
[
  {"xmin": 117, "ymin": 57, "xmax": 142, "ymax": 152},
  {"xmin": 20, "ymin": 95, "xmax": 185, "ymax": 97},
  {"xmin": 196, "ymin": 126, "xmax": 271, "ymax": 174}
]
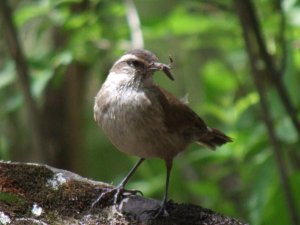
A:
[{"xmin": 128, "ymin": 60, "xmax": 143, "ymax": 68}]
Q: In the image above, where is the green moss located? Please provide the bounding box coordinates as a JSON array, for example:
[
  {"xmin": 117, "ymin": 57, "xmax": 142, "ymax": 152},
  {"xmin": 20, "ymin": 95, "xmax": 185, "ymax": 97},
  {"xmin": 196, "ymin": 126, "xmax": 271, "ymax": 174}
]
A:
[{"xmin": 0, "ymin": 192, "xmax": 24, "ymax": 204}]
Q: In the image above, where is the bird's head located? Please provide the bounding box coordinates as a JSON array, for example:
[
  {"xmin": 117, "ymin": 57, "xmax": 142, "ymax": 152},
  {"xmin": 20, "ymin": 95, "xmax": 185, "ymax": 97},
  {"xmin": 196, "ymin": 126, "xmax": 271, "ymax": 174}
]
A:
[{"xmin": 110, "ymin": 49, "xmax": 174, "ymax": 83}]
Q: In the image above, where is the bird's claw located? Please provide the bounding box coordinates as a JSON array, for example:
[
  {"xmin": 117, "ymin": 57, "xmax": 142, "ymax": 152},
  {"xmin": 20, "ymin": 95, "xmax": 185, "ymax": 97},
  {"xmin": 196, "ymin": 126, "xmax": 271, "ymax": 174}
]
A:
[
  {"xmin": 119, "ymin": 188, "xmax": 143, "ymax": 197},
  {"xmin": 91, "ymin": 186, "xmax": 143, "ymax": 208},
  {"xmin": 113, "ymin": 187, "xmax": 143, "ymax": 205}
]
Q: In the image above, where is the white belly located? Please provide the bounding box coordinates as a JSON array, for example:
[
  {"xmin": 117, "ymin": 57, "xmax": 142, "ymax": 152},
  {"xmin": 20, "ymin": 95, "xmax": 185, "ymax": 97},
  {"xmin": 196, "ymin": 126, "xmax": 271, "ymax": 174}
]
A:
[{"xmin": 94, "ymin": 86, "xmax": 185, "ymax": 159}]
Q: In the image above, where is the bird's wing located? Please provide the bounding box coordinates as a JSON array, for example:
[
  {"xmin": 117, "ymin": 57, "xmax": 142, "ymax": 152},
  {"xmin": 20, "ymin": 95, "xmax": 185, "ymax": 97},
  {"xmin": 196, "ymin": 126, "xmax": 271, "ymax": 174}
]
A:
[
  {"xmin": 148, "ymin": 85, "xmax": 208, "ymax": 136},
  {"xmin": 145, "ymin": 85, "xmax": 232, "ymax": 150}
]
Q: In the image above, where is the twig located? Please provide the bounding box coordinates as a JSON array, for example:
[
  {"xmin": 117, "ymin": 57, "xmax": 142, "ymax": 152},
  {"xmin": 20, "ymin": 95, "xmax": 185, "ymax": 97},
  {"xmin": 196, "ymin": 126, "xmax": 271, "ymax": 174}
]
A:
[
  {"xmin": 278, "ymin": 0, "xmax": 287, "ymax": 76},
  {"xmin": 124, "ymin": 0, "xmax": 144, "ymax": 49},
  {"xmin": 234, "ymin": 1, "xmax": 299, "ymax": 225},
  {"xmin": 0, "ymin": 0, "xmax": 46, "ymax": 162}
]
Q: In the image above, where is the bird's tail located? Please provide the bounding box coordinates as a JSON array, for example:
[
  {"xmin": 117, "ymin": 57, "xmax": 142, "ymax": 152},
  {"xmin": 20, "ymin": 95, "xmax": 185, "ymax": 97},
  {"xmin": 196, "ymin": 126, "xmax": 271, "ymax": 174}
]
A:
[{"xmin": 197, "ymin": 127, "xmax": 232, "ymax": 150}]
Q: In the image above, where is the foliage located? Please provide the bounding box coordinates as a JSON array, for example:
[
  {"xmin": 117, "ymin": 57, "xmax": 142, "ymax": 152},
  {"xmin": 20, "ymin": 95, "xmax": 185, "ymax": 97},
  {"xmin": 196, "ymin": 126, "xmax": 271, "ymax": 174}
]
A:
[{"xmin": 1, "ymin": 0, "xmax": 300, "ymax": 224}]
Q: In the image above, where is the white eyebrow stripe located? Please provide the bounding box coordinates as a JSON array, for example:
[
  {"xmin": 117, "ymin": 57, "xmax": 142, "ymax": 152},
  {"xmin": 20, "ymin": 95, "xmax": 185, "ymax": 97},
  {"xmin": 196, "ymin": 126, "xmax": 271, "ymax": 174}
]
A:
[{"xmin": 113, "ymin": 54, "xmax": 149, "ymax": 66}]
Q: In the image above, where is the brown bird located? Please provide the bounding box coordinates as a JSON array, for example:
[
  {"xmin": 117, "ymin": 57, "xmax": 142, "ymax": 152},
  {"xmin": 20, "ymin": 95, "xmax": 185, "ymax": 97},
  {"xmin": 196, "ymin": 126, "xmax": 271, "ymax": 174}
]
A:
[{"xmin": 93, "ymin": 49, "xmax": 231, "ymax": 216}]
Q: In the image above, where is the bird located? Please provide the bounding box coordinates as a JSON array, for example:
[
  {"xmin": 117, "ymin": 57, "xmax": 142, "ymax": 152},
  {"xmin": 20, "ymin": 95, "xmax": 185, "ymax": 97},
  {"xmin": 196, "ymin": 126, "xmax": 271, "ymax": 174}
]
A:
[{"xmin": 93, "ymin": 49, "xmax": 232, "ymax": 216}]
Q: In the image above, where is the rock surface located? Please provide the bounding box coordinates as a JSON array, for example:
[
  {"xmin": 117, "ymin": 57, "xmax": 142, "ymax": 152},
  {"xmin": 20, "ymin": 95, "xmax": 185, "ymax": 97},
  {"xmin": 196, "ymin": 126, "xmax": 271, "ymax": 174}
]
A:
[{"xmin": 0, "ymin": 161, "xmax": 248, "ymax": 225}]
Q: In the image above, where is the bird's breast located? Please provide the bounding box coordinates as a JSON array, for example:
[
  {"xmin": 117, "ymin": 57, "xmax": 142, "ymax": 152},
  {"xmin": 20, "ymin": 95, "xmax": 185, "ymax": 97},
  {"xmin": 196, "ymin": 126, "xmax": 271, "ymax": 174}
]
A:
[
  {"xmin": 95, "ymin": 85, "xmax": 160, "ymax": 151},
  {"xmin": 94, "ymin": 82, "xmax": 187, "ymax": 159}
]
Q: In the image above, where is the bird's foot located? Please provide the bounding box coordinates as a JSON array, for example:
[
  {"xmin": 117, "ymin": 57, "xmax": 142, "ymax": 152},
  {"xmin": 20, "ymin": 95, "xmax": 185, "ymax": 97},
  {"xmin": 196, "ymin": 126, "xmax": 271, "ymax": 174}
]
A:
[
  {"xmin": 113, "ymin": 186, "xmax": 143, "ymax": 205},
  {"xmin": 91, "ymin": 186, "xmax": 143, "ymax": 208},
  {"xmin": 144, "ymin": 201, "xmax": 169, "ymax": 219}
]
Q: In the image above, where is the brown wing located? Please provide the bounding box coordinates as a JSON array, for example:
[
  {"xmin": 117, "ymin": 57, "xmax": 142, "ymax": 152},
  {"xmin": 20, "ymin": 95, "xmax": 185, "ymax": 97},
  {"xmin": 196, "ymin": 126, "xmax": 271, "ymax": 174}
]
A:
[
  {"xmin": 149, "ymin": 86, "xmax": 208, "ymax": 137},
  {"xmin": 147, "ymin": 86, "xmax": 232, "ymax": 149}
]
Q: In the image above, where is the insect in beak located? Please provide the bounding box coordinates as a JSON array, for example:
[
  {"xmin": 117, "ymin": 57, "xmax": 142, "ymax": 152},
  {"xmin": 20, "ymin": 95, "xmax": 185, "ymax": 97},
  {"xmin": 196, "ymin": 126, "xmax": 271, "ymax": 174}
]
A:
[{"xmin": 149, "ymin": 56, "xmax": 175, "ymax": 81}]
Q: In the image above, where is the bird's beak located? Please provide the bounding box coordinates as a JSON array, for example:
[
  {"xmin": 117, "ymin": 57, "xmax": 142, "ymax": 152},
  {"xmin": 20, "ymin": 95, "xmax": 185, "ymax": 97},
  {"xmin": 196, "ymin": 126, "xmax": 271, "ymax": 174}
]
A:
[{"xmin": 149, "ymin": 62, "xmax": 175, "ymax": 81}]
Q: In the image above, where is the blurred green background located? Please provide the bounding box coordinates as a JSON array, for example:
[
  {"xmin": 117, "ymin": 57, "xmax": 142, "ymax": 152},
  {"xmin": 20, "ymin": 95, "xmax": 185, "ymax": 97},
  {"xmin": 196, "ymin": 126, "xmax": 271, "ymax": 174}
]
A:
[{"xmin": 1, "ymin": 0, "xmax": 300, "ymax": 224}]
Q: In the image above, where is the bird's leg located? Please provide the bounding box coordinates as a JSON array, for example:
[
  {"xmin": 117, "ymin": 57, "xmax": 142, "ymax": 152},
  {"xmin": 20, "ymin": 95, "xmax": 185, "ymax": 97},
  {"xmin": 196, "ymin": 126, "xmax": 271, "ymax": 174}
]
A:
[
  {"xmin": 146, "ymin": 159, "xmax": 173, "ymax": 218},
  {"xmin": 91, "ymin": 158, "xmax": 145, "ymax": 208},
  {"xmin": 113, "ymin": 158, "xmax": 145, "ymax": 204},
  {"xmin": 157, "ymin": 159, "xmax": 172, "ymax": 216}
]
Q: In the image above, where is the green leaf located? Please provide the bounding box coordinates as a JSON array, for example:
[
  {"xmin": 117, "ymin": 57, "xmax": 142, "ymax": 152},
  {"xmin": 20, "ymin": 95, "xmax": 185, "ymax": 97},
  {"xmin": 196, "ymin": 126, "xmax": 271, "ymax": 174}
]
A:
[
  {"xmin": 247, "ymin": 156, "xmax": 275, "ymax": 225},
  {"xmin": 234, "ymin": 92, "xmax": 259, "ymax": 121},
  {"xmin": 15, "ymin": 1, "xmax": 51, "ymax": 26},
  {"xmin": 0, "ymin": 63, "xmax": 16, "ymax": 89},
  {"xmin": 276, "ymin": 116, "xmax": 298, "ymax": 144},
  {"xmin": 31, "ymin": 70, "xmax": 53, "ymax": 98}
]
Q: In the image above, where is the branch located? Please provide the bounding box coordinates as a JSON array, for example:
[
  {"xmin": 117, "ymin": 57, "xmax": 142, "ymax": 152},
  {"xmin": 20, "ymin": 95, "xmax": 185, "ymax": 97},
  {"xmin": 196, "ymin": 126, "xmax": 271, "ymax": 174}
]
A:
[
  {"xmin": 278, "ymin": 0, "xmax": 287, "ymax": 75},
  {"xmin": 0, "ymin": 161, "xmax": 248, "ymax": 225},
  {"xmin": 234, "ymin": 1, "xmax": 299, "ymax": 225},
  {"xmin": 235, "ymin": 0, "xmax": 300, "ymax": 137},
  {"xmin": 0, "ymin": 0, "xmax": 46, "ymax": 162},
  {"xmin": 125, "ymin": 0, "xmax": 144, "ymax": 49}
]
